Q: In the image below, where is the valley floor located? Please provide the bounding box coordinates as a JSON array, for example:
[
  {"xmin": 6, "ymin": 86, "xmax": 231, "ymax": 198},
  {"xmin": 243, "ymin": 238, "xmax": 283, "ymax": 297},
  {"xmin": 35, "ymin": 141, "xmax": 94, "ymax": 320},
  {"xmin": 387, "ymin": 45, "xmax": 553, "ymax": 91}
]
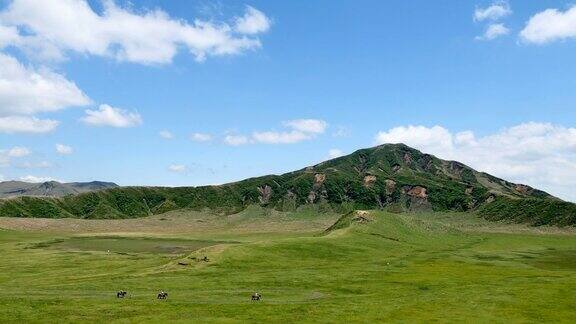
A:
[{"xmin": 0, "ymin": 207, "xmax": 575, "ymax": 323}]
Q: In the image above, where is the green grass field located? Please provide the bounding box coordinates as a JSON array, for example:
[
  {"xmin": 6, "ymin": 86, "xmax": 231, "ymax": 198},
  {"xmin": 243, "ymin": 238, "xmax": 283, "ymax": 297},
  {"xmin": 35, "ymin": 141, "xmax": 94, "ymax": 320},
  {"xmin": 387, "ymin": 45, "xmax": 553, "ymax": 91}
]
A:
[{"xmin": 0, "ymin": 207, "xmax": 575, "ymax": 323}]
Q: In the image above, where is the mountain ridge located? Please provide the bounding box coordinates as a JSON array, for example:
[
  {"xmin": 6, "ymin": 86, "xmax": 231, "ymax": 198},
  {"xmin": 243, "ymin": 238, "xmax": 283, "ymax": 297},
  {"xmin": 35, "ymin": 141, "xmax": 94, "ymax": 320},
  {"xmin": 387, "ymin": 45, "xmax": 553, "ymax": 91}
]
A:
[
  {"xmin": 0, "ymin": 144, "xmax": 573, "ymax": 226},
  {"xmin": 0, "ymin": 180, "xmax": 118, "ymax": 198}
]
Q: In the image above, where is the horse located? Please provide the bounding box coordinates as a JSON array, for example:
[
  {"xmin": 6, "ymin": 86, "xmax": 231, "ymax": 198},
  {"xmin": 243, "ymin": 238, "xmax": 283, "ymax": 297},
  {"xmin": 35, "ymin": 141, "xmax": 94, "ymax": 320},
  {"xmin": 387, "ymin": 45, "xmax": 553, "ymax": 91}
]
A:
[
  {"xmin": 251, "ymin": 292, "xmax": 261, "ymax": 301},
  {"xmin": 116, "ymin": 290, "xmax": 127, "ymax": 298},
  {"xmin": 157, "ymin": 291, "xmax": 168, "ymax": 300}
]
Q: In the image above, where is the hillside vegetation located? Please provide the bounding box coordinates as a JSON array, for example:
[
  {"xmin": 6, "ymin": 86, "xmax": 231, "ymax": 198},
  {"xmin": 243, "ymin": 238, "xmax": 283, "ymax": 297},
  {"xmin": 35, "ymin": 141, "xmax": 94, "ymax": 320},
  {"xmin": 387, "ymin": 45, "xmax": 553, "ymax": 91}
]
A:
[
  {"xmin": 0, "ymin": 144, "xmax": 573, "ymax": 226},
  {"xmin": 0, "ymin": 210, "xmax": 575, "ymax": 322}
]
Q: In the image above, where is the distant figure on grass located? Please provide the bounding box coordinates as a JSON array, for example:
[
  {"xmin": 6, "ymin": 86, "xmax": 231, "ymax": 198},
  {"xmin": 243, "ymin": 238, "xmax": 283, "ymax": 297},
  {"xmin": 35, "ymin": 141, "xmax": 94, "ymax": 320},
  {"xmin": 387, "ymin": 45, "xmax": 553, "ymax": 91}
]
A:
[
  {"xmin": 116, "ymin": 290, "xmax": 127, "ymax": 298},
  {"xmin": 252, "ymin": 292, "xmax": 261, "ymax": 301},
  {"xmin": 157, "ymin": 291, "xmax": 168, "ymax": 300}
]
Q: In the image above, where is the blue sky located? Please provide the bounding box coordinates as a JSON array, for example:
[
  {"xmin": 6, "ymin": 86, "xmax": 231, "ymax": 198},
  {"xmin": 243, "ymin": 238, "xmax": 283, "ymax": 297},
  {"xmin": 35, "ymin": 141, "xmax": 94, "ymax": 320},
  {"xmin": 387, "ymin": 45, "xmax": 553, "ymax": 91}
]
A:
[{"xmin": 0, "ymin": 0, "xmax": 575, "ymax": 201}]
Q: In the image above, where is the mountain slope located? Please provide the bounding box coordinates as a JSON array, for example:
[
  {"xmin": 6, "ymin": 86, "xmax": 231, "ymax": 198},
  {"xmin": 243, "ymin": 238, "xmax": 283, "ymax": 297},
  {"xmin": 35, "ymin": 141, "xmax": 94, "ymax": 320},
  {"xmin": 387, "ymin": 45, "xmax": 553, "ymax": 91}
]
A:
[
  {"xmin": 0, "ymin": 181, "xmax": 118, "ymax": 198},
  {"xmin": 0, "ymin": 144, "xmax": 573, "ymax": 226}
]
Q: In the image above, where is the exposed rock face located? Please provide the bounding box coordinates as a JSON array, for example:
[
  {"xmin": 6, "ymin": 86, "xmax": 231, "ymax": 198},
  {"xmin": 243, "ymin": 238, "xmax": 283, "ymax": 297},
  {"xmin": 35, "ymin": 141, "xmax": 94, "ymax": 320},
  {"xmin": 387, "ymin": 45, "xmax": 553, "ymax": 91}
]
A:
[
  {"xmin": 401, "ymin": 185, "xmax": 431, "ymax": 211},
  {"xmin": 363, "ymin": 175, "xmax": 377, "ymax": 187},
  {"xmin": 392, "ymin": 164, "xmax": 401, "ymax": 172},
  {"xmin": 406, "ymin": 186, "xmax": 428, "ymax": 199},
  {"xmin": 465, "ymin": 187, "xmax": 474, "ymax": 195},
  {"xmin": 258, "ymin": 185, "xmax": 273, "ymax": 204},
  {"xmin": 449, "ymin": 161, "xmax": 465, "ymax": 176},
  {"xmin": 403, "ymin": 152, "xmax": 412, "ymax": 165},
  {"xmin": 486, "ymin": 195, "xmax": 495, "ymax": 203},
  {"xmin": 314, "ymin": 173, "xmax": 326, "ymax": 185},
  {"xmin": 418, "ymin": 154, "xmax": 434, "ymax": 171},
  {"xmin": 384, "ymin": 179, "xmax": 396, "ymax": 194},
  {"xmin": 352, "ymin": 210, "xmax": 373, "ymax": 223},
  {"xmin": 307, "ymin": 191, "xmax": 317, "ymax": 204},
  {"xmin": 515, "ymin": 184, "xmax": 531, "ymax": 195}
]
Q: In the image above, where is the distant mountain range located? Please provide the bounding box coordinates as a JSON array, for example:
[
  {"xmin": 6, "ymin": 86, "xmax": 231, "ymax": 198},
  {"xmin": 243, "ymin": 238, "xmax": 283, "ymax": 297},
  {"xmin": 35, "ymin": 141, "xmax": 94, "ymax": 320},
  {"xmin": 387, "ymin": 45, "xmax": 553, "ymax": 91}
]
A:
[
  {"xmin": 0, "ymin": 181, "xmax": 118, "ymax": 198},
  {"xmin": 0, "ymin": 144, "xmax": 574, "ymax": 226}
]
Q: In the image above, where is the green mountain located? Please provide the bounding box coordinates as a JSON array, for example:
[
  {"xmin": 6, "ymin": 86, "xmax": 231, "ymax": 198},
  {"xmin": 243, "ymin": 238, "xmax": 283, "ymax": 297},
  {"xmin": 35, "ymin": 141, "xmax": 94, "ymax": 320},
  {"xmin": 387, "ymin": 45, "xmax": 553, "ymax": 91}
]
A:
[{"xmin": 0, "ymin": 144, "xmax": 574, "ymax": 226}]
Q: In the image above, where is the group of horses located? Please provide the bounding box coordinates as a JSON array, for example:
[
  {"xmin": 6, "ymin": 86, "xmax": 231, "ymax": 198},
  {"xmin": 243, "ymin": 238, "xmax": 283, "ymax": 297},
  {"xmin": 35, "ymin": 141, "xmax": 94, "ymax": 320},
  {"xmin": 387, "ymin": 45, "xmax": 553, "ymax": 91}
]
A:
[
  {"xmin": 116, "ymin": 291, "xmax": 262, "ymax": 301},
  {"xmin": 116, "ymin": 291, "xmax": 168, "ymax": 299}
]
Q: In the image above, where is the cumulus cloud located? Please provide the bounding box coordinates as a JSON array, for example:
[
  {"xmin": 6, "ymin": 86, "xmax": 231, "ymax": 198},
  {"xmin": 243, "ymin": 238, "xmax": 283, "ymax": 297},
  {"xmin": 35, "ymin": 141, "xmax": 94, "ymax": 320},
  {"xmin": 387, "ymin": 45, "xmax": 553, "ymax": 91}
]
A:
[
  {"xmin": 20, "ymin": 175, "xmax": 58, "ymax": 183},
  {"xmin": 252, "ymin": 130, "xmax": 313, "ymax": 144},
  {"xmin": 0, "ymin": 145, "xmax": 30, "ymax": 167},
  {"xmin": 168, "ymin": 164, "xmax": 187, "ymax": 173},
  {"xmin": 224, "ymin": 134, "xmax": 250, "ymax": 146},
  {"xmin": 474, "ymin": 1, "xmax": 512, "ymax": 22},
  {"xmin": 328, "ymin": 149, "xmax": 344, "ymax": 159},
  {"xmin": 7, "ymin": 146, "xmax": 30, "ymax": 157},
  {"xmin": 16, "ymin": 160, "xmax": 52, "ymax": 169},
  {"xmin": 0, "ymin": 53, "xmax": 89, "ymax": 133},
  {"xmin": 81, "ymin": 104, "xmax": 142, "ymax": 128},
  {"xmin": 190, "ymin": 133, "xmax": 212, "ymax": 142},
  {"xmin": 0, "ymin": 53, "xmax": 90, "ymax": 116},
  {"xmin": 234, "ymin": 6, "xmax": 272, "ymax": 34},
  {"xmin": 374, "ymin": 122, "xmax": 576, "ymax": 202},
  {"xmin": 282, "ymin": 119, "xmax": 328, "ymax": 134},
  {"xmin": 159, "ymin": 130, "xmax": 173, "ymax": 139},
  {"xmin": 55, "ymin": 143, "xmax": 73, "ymax": 155},
  {"xmin": 332, "ymin": 126, "xmax": 351, "ymax": 138},
  {"xmin": 222, "ymin": 119, "xmax": 328, "ymax": 146},
  {"xmin": 476, "ymin": 23, "xmax": 510, "ymax": 40},
  {"xmin": 229, "ymin": 119, "xmax": 328, "ymax": 145},
  {"xmin": 520, "ymin": 6, "xmax": 576, "ymax": 44},
  {"xmin": 0, "ymin": 0, "xmax": 271, "ymax": 65},
  {"xmin": 0, "ymin": 116, "xmax": 59, "ymax": 134}
]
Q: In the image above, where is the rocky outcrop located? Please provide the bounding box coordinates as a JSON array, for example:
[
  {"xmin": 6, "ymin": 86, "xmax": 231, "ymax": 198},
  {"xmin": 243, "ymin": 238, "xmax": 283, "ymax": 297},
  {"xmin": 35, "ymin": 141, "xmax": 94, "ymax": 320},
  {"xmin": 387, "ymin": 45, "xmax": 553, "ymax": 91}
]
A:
[
  {"xmin": 403, "ymin": 152, "xmax": 412, "ymax": 165},
  {"xmin": 515, "ymin": 184, "xmax": 531, "ymax": 195},
  {"xmin": 314, "ymin": 173, "xmax": 326, "ymax": 186},
  {"xmin": 384, "ymin": 179, "xmax": 396, "ymax": 195},
  {"xmin": 406, "ymin": 186, "xmax": 428, "ymax": 199},
  {"xmin": 363, "ymin": 175, "xmax": 377, "ymax": 187}
]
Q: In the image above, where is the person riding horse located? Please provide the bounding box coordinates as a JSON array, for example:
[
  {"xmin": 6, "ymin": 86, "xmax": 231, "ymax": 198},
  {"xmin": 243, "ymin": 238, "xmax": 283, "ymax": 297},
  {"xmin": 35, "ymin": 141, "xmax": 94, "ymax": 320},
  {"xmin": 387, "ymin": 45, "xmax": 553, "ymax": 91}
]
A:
[
  {"xmin": 157, "ymin": 291, "xmax": 168, "ymax": 299},
  {"xmin": 251, "ymin": 292, "xmax": 261, "ymax": 301}
]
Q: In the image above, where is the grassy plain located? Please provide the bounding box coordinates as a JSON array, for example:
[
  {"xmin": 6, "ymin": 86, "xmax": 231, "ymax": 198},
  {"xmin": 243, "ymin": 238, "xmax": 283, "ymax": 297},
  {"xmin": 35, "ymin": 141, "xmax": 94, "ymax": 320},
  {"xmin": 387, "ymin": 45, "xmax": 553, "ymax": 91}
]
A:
[{"xmin": 0, "ymin": 206, "xmax": 575, "ymax": 323}]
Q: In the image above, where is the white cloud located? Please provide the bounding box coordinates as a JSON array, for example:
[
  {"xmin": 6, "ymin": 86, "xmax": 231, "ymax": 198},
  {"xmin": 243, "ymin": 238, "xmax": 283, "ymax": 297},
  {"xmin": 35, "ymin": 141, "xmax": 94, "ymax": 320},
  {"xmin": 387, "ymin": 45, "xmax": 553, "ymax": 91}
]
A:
[
  {"xmin": 224, "ymin": 134, "xmax": 250, "ymax": 146},
  {"xmin": 0, "ymin": 116, "xmax": 59, "ymax": 134},
  {"xmin": 168, "ymin": 164, "xmax": 187, "ymax": 173},
  {"xmin": 16, "ymin": 160, "xmax": 52, "ymax": 169},
  {"xmin": 0, "ymin": 53, "xmax": 90, "ymax": 116},
  {"xmin": 328, "ymin": 149, "xmax": 344, "ymax": 159},
  {"xmin": 520, "ymin": 6, "xmax": 576, "ymax": 44},
  {"xmin": 375, "ymin": 125, "xmax": 453, "ymax": 155},
  {"xmin": 0, "ymin": 24, "xmax": 20, "ymax": 48},
  {"xmin": 81, "ymin": 104, "xmax": 142, "ymax": 128},
  {"xmin": 374, "ymin": 122, "xmax": 576, "ymax": 202},
  {"xmin": 19, "ymin": 175, "xmax": 58, "ymax": 183},
  {"xmin": 0, "ymin": 145, "xmax": 30, "ymax": 167},
  {"xmin": 0, "ymin": 0, "xmax": 271, "ymax": 65},
  {"xmin": 252, "ymin": 130, "xmax": 312, "ymax": 144},
  {"xmin": 474, "ymin": 1, "xmax": 512, "ymax": 22},
  {"xmin": 190, "ymin": 132, "xmax": 212, "ymax": 142},
  {"xmin": 234, "ymin": 6, "xmax": 272, "ymax": 34},
  {"xmin": 282, "ymin": 119, "xmax": 328, "ymax": 134},
  {"xmin": 55, "ymin": 144, "xmax": 73, "ymax": 155},
  {"xmin": 7, "ymin": 146, "xmax": 30, "ymax": 157},
  {"xmin": 223, "ymin": 119, "xmax": 328, "ymax": 145},
  {"xmin": 477, "ymin": 23, "xmax": 510, "ymax": 40},
  {"xmin": 332, "ymin": 126, "xmax": 351, "ymax": 138},
  {"xmin": 159, "ymin": 130, "xmax": 173, "ymax": 139}
]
